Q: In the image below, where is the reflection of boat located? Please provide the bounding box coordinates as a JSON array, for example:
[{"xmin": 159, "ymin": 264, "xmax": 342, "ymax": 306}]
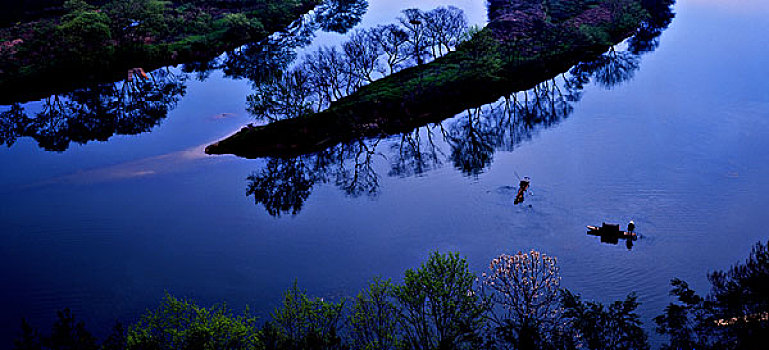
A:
[{"xmin": 586, "ymin": 223, "xmax": 637, "ymax": 240}]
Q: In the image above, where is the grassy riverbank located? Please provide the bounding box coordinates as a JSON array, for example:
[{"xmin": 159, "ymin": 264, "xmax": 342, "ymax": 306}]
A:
[
  {"xmin": 0, "ymin": 0, "xmax": 323, "ymax": 103},
  {"xmin": 206, "ymin": 0, "xmax": 659, "ymax": 158}
]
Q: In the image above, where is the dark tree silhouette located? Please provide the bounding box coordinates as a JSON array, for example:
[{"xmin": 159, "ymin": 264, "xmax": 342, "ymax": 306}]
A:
[
  {"xmin": 0, "ymin": 68, "xmax": 186, "ymax": 152},
  {"xmin": 655, "ymin": 241, "xmax": 769, "ymax": 350},
  {"xmin": 314, "ymin": 0, "xmax": 369, "ymax": 34},
  {"xmin": 398, "ymin": 9, "xmax": 431, "ymax": 66},
  {"xmin": 388, "ymin": 126, "xmax": 444, "ymax": 178},
  {"xmin": 445, "ymin": 107, "xmax": 497, "ymax": 176},
  {"xmin": 246, "ymin": 157, "xmax": 316, "ymax": 217}
]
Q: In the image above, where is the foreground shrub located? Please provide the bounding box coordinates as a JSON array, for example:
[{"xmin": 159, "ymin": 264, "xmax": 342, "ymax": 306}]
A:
[
  {"xmin": 126, "ymin": 294, "xmax": 261, "ymax": 350},
  {"xmin": 13, "ymin": 248, "xmax": 659, "ymax": 350},
  {"xmin": 14, "ymin": 309, "xmax": 99, "ymax": 350},
  {"xmin": 655, "ymin": 240, "xmax": 769, "ymax": 350},
  {"xmin": 556, "ymin": 291, "xmax": 649, "ymax": 350},
  {"xmin": 264, "ymin": 282, "xmax": 346, "ymax": 349}
]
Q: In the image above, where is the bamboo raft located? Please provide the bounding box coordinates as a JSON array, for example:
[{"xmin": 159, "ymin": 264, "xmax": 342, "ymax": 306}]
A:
[{"xmin": 586, "ymin": 224, "xmax": 637, "ymax": 240}]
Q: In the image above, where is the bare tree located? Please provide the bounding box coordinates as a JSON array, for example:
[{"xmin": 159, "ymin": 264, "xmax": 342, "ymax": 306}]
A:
[
  {"xmin": 342, "ymin": 29, "xmax": 382, "ymax": 84},
  {"xmin": 369, "ymin": 24, "xmax": 410, "ymax": 75},
  {"xmin": 303, "ymin": 46, "xmax": 348, "ymax": 105},
  {"xmin": 423, "ymin": 6, "xmax": 468, "ymax": 58},
  {"xmin": 483, "ymin": 250, "xmax": 562, "ymax": 347},
  {"xmin": 399, "ymin": 9, "xmax": 431, "ymax": 65}
]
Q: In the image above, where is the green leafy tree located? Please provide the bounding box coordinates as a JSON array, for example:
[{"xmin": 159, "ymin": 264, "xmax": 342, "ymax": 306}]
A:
[
  {"xmin": 266, "ymin": 281, "xmax": 346, "ymax": 349},
  {"xmin": 219, "ymin": 13, "xmax": 265, "ymax": 42},
  {"xmin": 348, "ymin": 277, "xmax": 400, "ymax": 350},
  {"xmin": 105, "ymin": 0, "xmax": 171, "ymax": 41},
  {"xmin": 63, "ymin": 0, "xmax": 95, "ymax": 13},
  {"xmin": 126, "ymin": 294, "xmax": 261, "ymax": 350},
  {"xmin": 393, "ymin": 251, "xmax": 485, "ymax": 350},
  {"xmin": 57, "ymin": 2, "xmax": 114, "ymax": 67}
]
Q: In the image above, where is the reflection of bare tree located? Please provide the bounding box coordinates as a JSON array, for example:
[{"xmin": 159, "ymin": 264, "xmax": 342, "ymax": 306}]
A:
[
  {"xmin": 314, "ymin": 0, "xmax": 369, "ymax": 34},
  {"xmin": 174, "ymin": 0, "xmax": 368, "ymax": 87},
  {"xmin": 440, "ymin": 75, "xmax": 576, "ymax": 175},
  {"xmin": 333, "ymin": 139, "xmax": 382, "ymax": 197},
  {"xmin": 247, "ymin": 69, "xmax": 315, "ymax": 121},
  {"xmin": 388, "ymin": 126, "xmax": 444, "ymax": 177},
  {"xmin": 220, "ymin": 39, "xmax": 302, "ymax": 86},
  {"xmin": 247, "ymin": 157, "xmax": 317, "ymax": 217},
  {"xmin": 246, "ymin": 139, "xmax": 385, "ymax": 216},
  {"xmin": 244, "ymin": 41, "xmax": 655, "ymax": 216},
  {"xmin": 0, "ymin": 68, "xmax": 186, "ymax": 151},
  {"xmin": 195, "ymin": 0, "xmax": 369, "ymax": 87},
  {"xmin": 629, "ymin": 0, "xmax": 676, "ymax": 54},
  {"xmin": 0, "ymin": 104, "xmax": 26, "ymax": 148},
  {"xmin": 570, "ymin": 50, "xmax": 640, "ymax": 89},
  {"xmin": 445, "ymin": 107, "xmax": 499, "ymax": 176}
]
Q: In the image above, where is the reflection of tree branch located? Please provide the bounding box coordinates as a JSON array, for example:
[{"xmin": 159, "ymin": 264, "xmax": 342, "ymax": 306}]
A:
[
  {"xmin": 570, "ymin": 50, "xmax": 641, "ymax": 89},
  {"xmin": 629, "ymin": 0, "xmax": 675, "ymax": 54},
  {"xmin": 445, "ymin": 108, "xmax": 497, "ymax": 175},
  {"xmin": 242, "ymin": 27, "xmax": 664, "ymax": 216},
  {"xmin": 335, "ymin": 139, "xmax": 381, "ymax": 197},
  {"xmin": 388, "ymin": 126, "xmax": 443, "ymax": 177},
  {"xmin": 246, "ymin": 137, "xmax": 385, "ymax": 217},
  {"xmin": 211, "ymin": 0, "xmax": 369, "ymax": 87},
  {"xmin": 247, "ymin": 158, "xmax": 316, "ymax": 217},
  {"xmin": 0, "ymin": 69, "xmax": 186, "ymax": 151}
]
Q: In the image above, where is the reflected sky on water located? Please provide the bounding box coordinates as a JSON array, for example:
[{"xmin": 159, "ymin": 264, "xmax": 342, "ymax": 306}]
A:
[{"xmin": 1, "ymin": 0, "xmax": 768, "ymax": 346}]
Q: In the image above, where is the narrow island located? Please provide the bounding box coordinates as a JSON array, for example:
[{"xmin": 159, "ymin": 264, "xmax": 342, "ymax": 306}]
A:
[{"xmin": 206, "ymin": 0, "xmax": 672, "ymax": 158}]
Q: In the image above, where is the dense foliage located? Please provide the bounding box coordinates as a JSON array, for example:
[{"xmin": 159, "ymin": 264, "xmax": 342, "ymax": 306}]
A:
[
  {"xmin": 0, "ymin": 0, "xmax": 328, "ymax": 101},
  {"xmin": 655, "ymin": 241, "xmax": 769, "ymax": 350},
  {"xmin": 16, "ymin": 240, "xmax": 769, "ymax": 349},
  {"xmin": 15, "ymin": 250, "xmax": 652, "ymax": 350}
]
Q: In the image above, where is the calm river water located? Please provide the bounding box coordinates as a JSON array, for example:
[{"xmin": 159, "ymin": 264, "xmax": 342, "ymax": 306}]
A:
[{"xmin": 1, "ymin": 0, "xmax": 768, "ymax": 345}]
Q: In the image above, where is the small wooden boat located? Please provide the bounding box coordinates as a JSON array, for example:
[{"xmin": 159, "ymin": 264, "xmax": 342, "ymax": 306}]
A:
[{"xmin": 586, "ymin": 223, "xmax": 636, "ymax": 240}]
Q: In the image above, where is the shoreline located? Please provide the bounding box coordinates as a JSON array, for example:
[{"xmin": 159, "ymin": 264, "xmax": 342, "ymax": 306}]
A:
[{"xmin": 206, "ymin": 0, "xmax": 655, "ymax": 158}]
